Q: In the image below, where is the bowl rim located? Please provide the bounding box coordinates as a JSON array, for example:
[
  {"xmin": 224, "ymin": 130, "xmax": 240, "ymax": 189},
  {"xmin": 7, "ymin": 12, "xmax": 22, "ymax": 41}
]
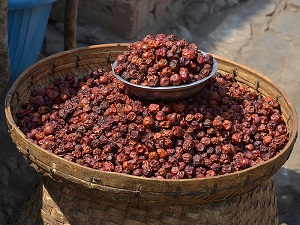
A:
[{"xmin": 112, "ymin": 50, "xmax": 218, "ymax": 90}]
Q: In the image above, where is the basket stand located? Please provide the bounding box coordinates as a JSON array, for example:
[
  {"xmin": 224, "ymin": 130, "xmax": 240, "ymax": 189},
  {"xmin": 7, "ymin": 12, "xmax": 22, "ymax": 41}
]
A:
[{"xmin": 13, "ymin": 176, "xmax": 278, "ymax": 225}]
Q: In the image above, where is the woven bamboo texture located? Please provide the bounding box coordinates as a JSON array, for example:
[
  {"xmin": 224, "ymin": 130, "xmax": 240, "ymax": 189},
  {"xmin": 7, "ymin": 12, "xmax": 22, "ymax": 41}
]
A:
[
  {"xmin": 5, "ymin": 44, "xmax": 298, "ymax": 224},
  {"xmin": 13, "ymin": 176, "xmax": 278, "ymax": 225}
]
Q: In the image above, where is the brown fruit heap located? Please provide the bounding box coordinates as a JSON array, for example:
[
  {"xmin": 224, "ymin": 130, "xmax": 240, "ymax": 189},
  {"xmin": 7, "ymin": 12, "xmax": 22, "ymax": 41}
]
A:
[
  {"xmin": 113, "ymin": 34, "xmax": 214, "ymax": 87},
  {"xmin": 16, "ymin": 69, "xmax": 289, "ymax": 179}
]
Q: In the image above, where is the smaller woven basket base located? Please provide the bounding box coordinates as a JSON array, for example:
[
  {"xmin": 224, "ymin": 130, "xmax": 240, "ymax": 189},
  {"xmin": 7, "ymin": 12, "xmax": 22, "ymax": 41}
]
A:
[{"xmin": 14, "ymin": 177, "xmax": 278, "ymax": 225}]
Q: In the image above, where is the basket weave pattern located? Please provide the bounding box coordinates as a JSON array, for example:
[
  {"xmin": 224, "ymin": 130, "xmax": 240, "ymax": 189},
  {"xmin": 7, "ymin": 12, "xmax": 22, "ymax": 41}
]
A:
[
  {"xmin": 5, "ymin": 44, "xmax": 298, "ymax": 225},
  {"xmin": 14, "ymin": 177, "xmax": 278, "ymax": 225}
]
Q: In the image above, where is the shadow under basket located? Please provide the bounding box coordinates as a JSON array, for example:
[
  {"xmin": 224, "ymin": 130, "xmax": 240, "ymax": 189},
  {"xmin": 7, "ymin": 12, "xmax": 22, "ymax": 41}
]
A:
[{"xmin": 5, "ymin": 44, "xmax": 298, "ymax": 225}]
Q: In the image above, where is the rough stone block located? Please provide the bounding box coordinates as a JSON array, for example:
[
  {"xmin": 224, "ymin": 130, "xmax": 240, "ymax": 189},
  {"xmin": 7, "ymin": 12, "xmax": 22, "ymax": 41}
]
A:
[{"xmin": 50, "ymin": 0, "xmax": 181, "ymax": 40}]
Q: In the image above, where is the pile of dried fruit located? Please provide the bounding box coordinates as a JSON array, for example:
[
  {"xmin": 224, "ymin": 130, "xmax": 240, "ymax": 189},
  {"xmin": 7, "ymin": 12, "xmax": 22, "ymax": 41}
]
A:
[
  {"xmin": 16, "ymin": 68, "xmax": 289, "ymax": 179},
  {"xmin": 114, "ymin": 34, "xmax": 214, "ymax": 87}
]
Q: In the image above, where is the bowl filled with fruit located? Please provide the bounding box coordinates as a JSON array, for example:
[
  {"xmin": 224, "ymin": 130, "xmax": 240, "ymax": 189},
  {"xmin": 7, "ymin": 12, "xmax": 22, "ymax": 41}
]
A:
[{"xmin": 112, "ymin": 34, "xmax": 218, "ymax": 101}]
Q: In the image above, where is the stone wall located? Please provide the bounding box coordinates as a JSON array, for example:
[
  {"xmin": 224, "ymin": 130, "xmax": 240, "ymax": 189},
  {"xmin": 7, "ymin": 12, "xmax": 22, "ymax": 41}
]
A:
[
  {"xmin": 49, "ymin": 0, "xmax": 245, "ymax": 45},
  {"xmin": 51, "ymin": 0, "xmax": 180, "ymax": 40}
]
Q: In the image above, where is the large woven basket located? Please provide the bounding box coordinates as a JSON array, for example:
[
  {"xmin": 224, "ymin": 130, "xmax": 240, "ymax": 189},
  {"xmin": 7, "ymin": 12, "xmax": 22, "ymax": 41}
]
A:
[{"xmin": 5, "ymin": 44, "xmax": 298, "ymax": 225}]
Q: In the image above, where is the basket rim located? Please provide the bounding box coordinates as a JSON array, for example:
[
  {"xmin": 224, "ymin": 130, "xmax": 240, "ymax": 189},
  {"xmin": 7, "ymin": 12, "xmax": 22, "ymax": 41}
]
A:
[{"xmin": 5, "ymin": 43, "xmax": 299, "ymax": 204}]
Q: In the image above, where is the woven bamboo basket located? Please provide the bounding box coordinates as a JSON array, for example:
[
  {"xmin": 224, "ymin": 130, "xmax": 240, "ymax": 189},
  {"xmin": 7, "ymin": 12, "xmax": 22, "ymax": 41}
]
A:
[{"xmin": 5, "ymin": 44, "xmax": 298, "ymax": 225}]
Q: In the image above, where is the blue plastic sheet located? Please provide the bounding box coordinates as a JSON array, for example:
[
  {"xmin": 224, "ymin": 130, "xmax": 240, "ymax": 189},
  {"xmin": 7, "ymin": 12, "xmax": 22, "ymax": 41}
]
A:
[
  {"xmin": 8, "ymin": 0, "xmax": 54, "ymax": 11},
  {"xmin": 8, "ymin": 0, "xmax": 54, "ymax": 80}
]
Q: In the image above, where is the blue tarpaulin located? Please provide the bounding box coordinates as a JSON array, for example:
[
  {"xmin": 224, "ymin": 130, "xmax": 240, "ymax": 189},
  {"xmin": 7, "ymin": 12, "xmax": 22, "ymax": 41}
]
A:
[
  {"xmin": 8, "ymin": 0, "xmax": 54, "ymax": 11},
  {"xmin": 8, "ymin": 0, "xmax": 54, "ymax": 80}
]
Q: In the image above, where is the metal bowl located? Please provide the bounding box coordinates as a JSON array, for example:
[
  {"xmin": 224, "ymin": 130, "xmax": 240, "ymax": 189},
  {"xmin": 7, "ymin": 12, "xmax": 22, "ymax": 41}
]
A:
[{"xmin": 112, "ymin": 51, "xmax": 218, "ymax": 102}]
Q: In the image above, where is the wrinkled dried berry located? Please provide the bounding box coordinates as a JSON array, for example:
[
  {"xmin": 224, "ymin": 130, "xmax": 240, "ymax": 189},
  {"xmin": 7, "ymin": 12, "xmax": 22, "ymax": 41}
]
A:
[
  {"xmin": 114, "ymin": 34, "xmax": 214, "ymax": 87},
  {"xmin": 17, "ymin": 63, "xmax": 289, "ymax": 179}
]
